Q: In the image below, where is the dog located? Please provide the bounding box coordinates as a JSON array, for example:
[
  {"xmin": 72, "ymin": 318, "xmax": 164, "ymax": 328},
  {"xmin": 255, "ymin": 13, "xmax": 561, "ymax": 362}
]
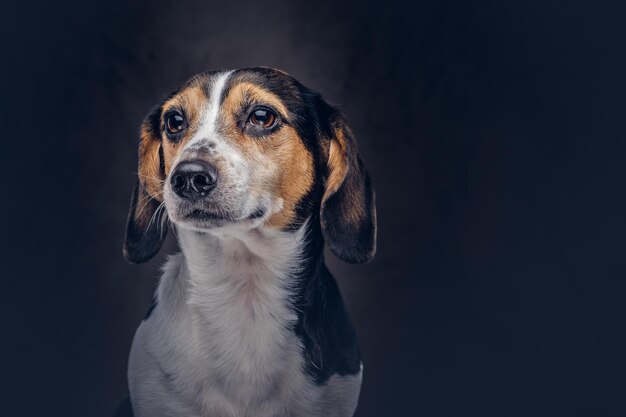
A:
[{"xmin": 122, "ymin": 67, "xmax": 377, "ymax": 417}]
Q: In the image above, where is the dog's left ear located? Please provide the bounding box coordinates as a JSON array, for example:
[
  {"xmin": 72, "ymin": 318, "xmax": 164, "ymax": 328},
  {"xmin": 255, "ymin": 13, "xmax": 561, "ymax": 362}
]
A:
[
  {"xmin": 123, "ymin": 107, "xmax": 168, "ymax": 264},
  {"xmin": 319, "ymin": 104, "xmax": 377, "ymax": 264}
]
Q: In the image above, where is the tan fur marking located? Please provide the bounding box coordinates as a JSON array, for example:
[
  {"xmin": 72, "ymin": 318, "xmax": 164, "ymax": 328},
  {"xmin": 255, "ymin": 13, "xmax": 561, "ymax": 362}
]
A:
[
  {"xmin": 161, "ymin": 84, "xmax": 206, "ymax": 127},
  {"xmin": 322, "ymin": 128, "xmax": 349, "ymax": 204},
  {"xmin": 264, "ymin": 126, "xmax": 314, "ymax": 228},
  {"xmin": 138, "ymin": 125, "xmax": 163, "ymax": 200},
  {"xmin": 138, "ymin": 84, "xmax": 208, "ymax": 199},
  {"xmin": 223, "ymin": 82, "xmax": 290, "ymax": 118},
  {"xmin": 220, "ymin": 83, "xmax": 314, "ymax": 228},
  {"xmin": 321, "ymin": 125, "xmax": 369, "ymax": 229},
  {"xmin": 161, "ymin": 85, "xmax": 207, "ymax": 173}
]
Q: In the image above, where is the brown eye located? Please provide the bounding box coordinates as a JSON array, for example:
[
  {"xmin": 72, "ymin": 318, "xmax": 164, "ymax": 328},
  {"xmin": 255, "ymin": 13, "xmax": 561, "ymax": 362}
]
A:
[
  {"xmin": 249, "ymin": 108, "xmax": 277, "ymax": 129},
  {"xmin": 166, "ymin": 111, "xmax": 186, "ymax": 134}
]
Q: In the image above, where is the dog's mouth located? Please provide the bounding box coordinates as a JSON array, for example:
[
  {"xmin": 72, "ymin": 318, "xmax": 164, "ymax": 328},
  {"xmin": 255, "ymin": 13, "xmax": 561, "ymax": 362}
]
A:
[
  {"xmin": 180, "ymin": 206, "xmax": 267, "ymax": 227},
  {"xmin": 185, "ymin": 209, "xmax": 226, "ymax": 221}
]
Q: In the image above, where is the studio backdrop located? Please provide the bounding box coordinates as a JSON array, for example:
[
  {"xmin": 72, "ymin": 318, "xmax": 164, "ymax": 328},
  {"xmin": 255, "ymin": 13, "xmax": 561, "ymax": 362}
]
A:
[{"xmin": 1, "ymin": 0, "xmax": 625, "ymax": 416}]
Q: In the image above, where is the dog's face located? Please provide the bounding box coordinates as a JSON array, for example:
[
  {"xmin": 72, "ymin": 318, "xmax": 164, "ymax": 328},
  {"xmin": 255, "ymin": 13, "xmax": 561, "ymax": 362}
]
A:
[
  {"xmin": 124, "ymin": 68, "xmax": 376, "ymax": 264},
  {"xmin": 157, "ymin": 70, "xmax": 318, "ymax": 232}
]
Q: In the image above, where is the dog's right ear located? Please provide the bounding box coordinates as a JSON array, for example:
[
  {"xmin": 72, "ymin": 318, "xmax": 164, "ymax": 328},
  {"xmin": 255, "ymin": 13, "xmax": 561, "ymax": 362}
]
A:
[{"xmin": 123, "ymin": 106, "xmax": 168, "ymax": 264}]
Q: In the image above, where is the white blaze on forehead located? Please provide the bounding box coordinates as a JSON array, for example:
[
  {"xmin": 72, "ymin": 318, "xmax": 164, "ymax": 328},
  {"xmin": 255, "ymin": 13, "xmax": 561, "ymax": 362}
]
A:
[
  {"xmin": 185, "ymin": 70, "xmax": 233, "ymax": 149},
  {"xmin": 172, "ymin": 69, "xmax": 250, "ymax": 206}
]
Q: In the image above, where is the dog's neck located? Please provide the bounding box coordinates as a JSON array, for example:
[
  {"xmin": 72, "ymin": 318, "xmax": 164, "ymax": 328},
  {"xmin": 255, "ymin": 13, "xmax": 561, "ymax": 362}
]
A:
[
  {"xmin": 177, "ymin": 223, "xmax": 308, "ymax": 287},
  {"xmin": 168, "ymin": 222, "xmax": 322, "ymax": 397},
  {"xmin": 172, "ymin": 221, "xmax": 324, "ymax": 328}
]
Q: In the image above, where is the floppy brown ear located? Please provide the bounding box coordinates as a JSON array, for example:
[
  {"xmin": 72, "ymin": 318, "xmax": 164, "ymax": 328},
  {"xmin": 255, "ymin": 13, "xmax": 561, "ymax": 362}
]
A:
[
  {"xmin": 123, "ymin": 108, "xmax": 168, "ymax": 264},
  {"xmin": 320, "ymin": 111, "xmax": 377, "ymax": 264}
]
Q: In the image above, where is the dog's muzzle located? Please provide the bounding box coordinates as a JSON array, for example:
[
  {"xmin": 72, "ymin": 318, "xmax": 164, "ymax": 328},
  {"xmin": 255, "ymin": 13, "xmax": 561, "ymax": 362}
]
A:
[{"xmin": 171, "ymin": 160, "xmax": 218, "ymax": 200}]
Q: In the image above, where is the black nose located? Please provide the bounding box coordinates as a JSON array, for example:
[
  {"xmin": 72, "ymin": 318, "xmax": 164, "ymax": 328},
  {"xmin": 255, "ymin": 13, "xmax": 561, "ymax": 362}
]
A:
[{"xmin": 171, "ymin": 160, "xmax": 218, "ymax": 200}]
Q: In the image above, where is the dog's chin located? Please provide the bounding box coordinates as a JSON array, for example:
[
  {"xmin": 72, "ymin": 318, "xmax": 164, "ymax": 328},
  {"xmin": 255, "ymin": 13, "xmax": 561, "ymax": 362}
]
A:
[
  {"xmin": 171, "ymin": 206, "xmax": 268, "ymax": 232},
  {"xmin": 168, "ymin": 208, "xmax": 231, "ymax": 231}
]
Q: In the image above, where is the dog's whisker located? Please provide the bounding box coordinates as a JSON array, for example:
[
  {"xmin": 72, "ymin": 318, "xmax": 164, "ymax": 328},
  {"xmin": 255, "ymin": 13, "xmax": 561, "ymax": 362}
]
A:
[
  {"xmin": 145, "ymin": 201, "xmax": 167, "ymax": 234},
  {"xmin": 133, "ymin": 193, "xmax": 156, "ymax": 215}
]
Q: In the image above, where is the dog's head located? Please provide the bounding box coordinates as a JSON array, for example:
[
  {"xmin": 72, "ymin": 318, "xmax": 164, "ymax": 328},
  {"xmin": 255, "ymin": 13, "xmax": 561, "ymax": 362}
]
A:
[{"xmin": 123, "ymin": 68, "xmax": 376, "ymax": 264}]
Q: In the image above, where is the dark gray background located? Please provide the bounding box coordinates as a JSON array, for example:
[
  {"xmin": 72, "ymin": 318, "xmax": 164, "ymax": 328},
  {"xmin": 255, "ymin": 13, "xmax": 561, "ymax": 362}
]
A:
[{"xmin": 2, "ymin": 0, "xmax": 625, "ymax": 416}]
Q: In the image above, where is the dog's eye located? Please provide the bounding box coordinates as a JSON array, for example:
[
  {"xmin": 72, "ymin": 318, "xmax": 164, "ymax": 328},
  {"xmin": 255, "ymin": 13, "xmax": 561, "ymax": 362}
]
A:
[
  {"xmin": 166, "ymin": 111, "xmax": 186, "ymax": 135},
  {"xmin": 249, "ymin": 108, "xmax": 277, "ymax": 129}
]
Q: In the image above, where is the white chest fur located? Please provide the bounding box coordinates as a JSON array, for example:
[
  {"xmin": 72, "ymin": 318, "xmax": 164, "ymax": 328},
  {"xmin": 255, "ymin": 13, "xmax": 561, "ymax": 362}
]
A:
[{"xmin": 128, "ymin": 226, "xmax": 362, "ymax": 417}]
